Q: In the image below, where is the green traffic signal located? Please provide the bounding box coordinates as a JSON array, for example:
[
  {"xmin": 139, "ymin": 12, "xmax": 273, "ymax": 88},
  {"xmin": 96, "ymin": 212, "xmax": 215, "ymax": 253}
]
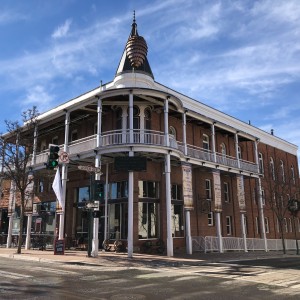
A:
[
  {"xmin": 94, "ymin": 180, "xmax": 104, "ymax": 201},
  {"xmin": 46, "ymin": 145, "xmax": 60, "ymax": 169}
]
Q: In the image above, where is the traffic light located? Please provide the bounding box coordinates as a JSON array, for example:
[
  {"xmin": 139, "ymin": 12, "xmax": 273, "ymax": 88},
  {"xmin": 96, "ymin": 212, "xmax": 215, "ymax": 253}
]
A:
[
  {"xmin": 46, "ymin": 145, "xmax": 60, "ymax": 169},
  {"xmin": 93, "ymin": 180, "xmax": 104, "ymax": 201}
]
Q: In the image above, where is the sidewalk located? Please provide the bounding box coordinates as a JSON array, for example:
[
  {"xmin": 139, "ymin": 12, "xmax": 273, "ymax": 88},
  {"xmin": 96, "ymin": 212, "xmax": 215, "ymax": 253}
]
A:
[{"xmin": 0, "ymin": 247, "xmax": 296, "ymax": 268}]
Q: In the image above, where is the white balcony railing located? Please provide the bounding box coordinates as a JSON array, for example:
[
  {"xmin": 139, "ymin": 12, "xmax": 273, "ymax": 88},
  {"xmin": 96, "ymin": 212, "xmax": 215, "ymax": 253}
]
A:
[{"xmin": 32, "ymin": 129, "xmax": 258, "ymax": 174}]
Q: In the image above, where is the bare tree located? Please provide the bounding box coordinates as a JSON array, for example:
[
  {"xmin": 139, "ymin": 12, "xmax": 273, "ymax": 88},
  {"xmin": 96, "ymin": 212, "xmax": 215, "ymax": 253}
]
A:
[
  {"xmin": 0, "ymin": 107, "xmax": 39, "ymax": 254},
  {"xmin": 263, "ymin": 156, "xmax": 298, "ymax": 254}
]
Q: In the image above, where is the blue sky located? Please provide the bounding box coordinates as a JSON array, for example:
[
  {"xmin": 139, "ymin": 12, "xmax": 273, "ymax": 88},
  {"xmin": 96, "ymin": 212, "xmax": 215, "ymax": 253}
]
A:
[{"xmin": 0, "ymin": 0, "xmax": 300, "ymax": 157}]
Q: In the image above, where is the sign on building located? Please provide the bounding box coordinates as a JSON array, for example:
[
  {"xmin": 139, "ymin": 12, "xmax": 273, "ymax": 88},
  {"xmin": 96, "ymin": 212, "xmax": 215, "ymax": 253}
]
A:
[
  {"xmin": 182, "ymin": 163, "xmax": 193, "ymax": 208},
  {"xmin": 212, "ymin": 171, "xmax": 222, "ymax": 212},
  {"xmin": 236, "ymin": 175, "xmax": 246, "ymax": 212}
]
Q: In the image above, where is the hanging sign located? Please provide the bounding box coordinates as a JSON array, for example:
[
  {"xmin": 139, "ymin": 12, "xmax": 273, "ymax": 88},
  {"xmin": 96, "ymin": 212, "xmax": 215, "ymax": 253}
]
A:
[
  {"xmin": 237, "ymin": 175, "xmax": 246, "ymax": 212},
  {"xmin": 8, "ymin": 181, "xmax": 16, "ymax": 216},
  {"xmin": 182, "ymin": 163, "xmax": 193, "ymax": 208},
  {"xmin": 213, "ymin": 170, "xmax": 222, "ymax": 212},
  {"xmin": 25, "ymin": 174, "xmax": 34, "ymax": 215}
]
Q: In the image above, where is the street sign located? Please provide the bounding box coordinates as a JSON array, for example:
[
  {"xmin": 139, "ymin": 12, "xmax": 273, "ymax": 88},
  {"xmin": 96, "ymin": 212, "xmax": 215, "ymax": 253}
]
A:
[
  {"xmin": 86, "ymin": 201, "xmax": 99, "ymax": 210},
  {"xmin": 59, "ymin": 151, "xmax": 70, "ymax": 164},
  {"xmin": 78, "ymin": 165, "xmax": 102, "ymax": 174}
]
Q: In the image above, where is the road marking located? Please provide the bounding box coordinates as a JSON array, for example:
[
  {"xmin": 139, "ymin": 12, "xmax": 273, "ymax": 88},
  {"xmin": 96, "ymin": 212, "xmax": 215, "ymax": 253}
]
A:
[
  {"xmin": 0, "ymin": 270, "xmax": 32, "ymax": 279},
  {"xmin": 32, "ymin": 266, "xmax": 79, "ymax": 275}
]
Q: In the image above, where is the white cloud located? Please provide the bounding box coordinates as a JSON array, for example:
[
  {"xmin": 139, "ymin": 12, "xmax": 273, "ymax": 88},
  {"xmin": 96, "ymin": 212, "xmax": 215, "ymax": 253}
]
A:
[
  {"xmin": 52, "ymin": 19, "xmax": 72, "ymax": 39},
  {"xmin": 0, "ymin": 10, "xmax": 27, "ymax": 24}
]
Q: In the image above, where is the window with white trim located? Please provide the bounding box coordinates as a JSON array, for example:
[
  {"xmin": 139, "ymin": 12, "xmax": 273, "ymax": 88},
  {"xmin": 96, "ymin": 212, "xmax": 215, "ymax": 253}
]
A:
[
  {"xmin": 280, "ymin": 160, "xmax": 285, "ymax": 182},
  {"xmin": 224, "ymin": 182, "xmax": 230, "ymax": 203},
  {"xmin": 70, "ymin": 130, "xmax": 78, "ymax": 142},
  {"xmin": 270, "ymin": 157, "xmax": 275, "ymax": 180},
  {"xmin": 226, "ymin": 216, "xmax": 233, "ymax": 235},
  {"xmin": 261, "ymin": 188, "xmax": 265, "ymax": 206},
  {"xmin": 258, "ymin": 153, "xmax": 264, "ymax": 174},
  {"xmin": 291, "ymin": 165, "xmax": 295, "ymax": 184},
  {"xmin": 220, "ymin": 143, "xmax": 226, "ymax": 157},
  {"xmin": 203, "ymin": 134, "xmax": 210, "ymax": 150},
  {"xmin": 205, "ymin": 179, "xmax": 212, "ymax": 200},
  {"xmin": 237, "ymin": 146, "xmax": 242, "ymax": 159},
  {"xmin": 264, "ymin": 217, "xmax": 269, "ymax": 233},
  {"xmin": 208, "ymin": 212, "xmax": 214, "ymax": 226}
]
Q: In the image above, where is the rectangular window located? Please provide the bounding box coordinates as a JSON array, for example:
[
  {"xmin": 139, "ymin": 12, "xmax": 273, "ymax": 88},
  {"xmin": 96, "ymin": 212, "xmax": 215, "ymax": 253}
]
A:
[
  {"xmin": 224, "ymin": 182, "xmax": 230, "ymax": 203},
  {"xmin": 255, "ymin": 217, "xmax": 260, "ymax": 235},
  {"xmin": 243, "ymin": 216, "xmax": 248, "ymax": 235},
  {"xmin": 226, "ymin": 216, "xmax": 232, "ymax": 235},
  {"xmin": 171, "ymin": 204, "xmax": 184, "ymax": 237},
  {"xmin": 138, "ymin": 202, "xmax": 159, "ymax": 239},
  {"xmin": 171, "ymin": 184, "xmax": 182, "ymax": 200},
  {"xmin": 283, "ymin": 218, "xmax": 288, "ymax": 233},
  {"xmin": 205, "ymin": 179, "xmax": 212, "ymax": 200},
  {"xmin": 208, "ymin": 212, "xmax": 214, "ymax": 226},
  {"xmin": 110, "ymin": 181, "xmax": 128, "ymax": 199},
  {"xmin": 138, "ymin": 181, "xmax": 159, "ymax": 198},
  {"xmin": 52, "ymin": 136, "xmax": 59, "ymax": 145},
  {"xmin": 261, "ymin": 189, "xmax": 265, "ymax": 206},
  {"xmin": 264, "ymin": 217, "xmax": 269, "ymax": 233}
]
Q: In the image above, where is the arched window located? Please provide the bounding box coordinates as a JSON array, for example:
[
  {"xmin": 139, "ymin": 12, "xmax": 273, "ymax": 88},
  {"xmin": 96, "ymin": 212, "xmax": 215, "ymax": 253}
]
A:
[
  {"xmin": 280, "ymin": 160, "xmax": 285, "ymax": 182},
  {"xmin": 169, "ymin": 126, "xmax": 177, "ymax": 139},
  {"xmin": 203, "ymin": 134, "xmax": 210, "ymax": 150},
  {"xmin": 258, "ymin": 153, "xmax": 264, "ymax": 174},
  {"xmin": 220, "ymin": 143, "xmax": 226, "ymax": 157},
  {"xmin": 270, "ymin": 157, "xmax": 275, "ymax": 180},
  {"xmin": 144, "ymin": 108, "xmax": 151, "ymax": 130},
  {"xmin": 291, "ymin": 165, "xmax": 295, "ymax": 184},
  {"xmin": 116, "ymin": 107, "xmax": 123, "ymax": 130}
]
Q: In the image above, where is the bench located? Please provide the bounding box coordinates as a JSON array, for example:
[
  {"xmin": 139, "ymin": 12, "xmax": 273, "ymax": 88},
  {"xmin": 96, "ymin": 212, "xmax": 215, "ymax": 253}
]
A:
[
  {"xmin": 102, "ymin": 239, "xmax": 126, "ymax": 252},
  {"xmin": 140, "ymin": 239, "xmax": 165, "ymax": 254}
]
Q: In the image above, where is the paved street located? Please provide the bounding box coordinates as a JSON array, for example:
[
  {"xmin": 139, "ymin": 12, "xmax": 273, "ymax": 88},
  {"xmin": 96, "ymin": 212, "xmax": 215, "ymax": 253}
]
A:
[{"xmin": 0, "ymin": 249, "xmax": 300, "ymax": 299}]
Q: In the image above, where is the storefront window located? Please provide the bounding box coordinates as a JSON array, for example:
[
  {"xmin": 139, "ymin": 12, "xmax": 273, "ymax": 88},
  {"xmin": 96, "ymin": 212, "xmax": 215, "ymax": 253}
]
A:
[
  {"xmin": 138, "ymin": 181, "xmax": 159, "ymax": 198},
  {"xmin": 108, "ymin": 203, "xmax": 128, "ymax": 240},
  {"xmin": 138, "ymin": 202, "xmax": 158, "ymax": 239},
  {"xmin": 171, "ymin": 203, "xmax": 184, "ymax": 237},
  {"xmin": 32, "ymin": 201, "xmax": 56, "ymax": 234},
  {"xmin": 110, "ymin": 181, "xmax": 128, "ymax": 199},
  {"xmin": 75, "ymin": 187, "xmax": 90, "ymax": 242}
]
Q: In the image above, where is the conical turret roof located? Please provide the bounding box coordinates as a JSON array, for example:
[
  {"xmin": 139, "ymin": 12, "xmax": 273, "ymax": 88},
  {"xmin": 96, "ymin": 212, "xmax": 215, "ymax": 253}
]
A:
[{"xmin": 115, "ymin": 12, "xmax": 154, "ymax": 79}]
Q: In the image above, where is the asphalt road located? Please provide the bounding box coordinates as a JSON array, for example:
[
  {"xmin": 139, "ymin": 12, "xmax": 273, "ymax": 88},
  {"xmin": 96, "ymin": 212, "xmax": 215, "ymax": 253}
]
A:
[{"xmin": 0, "ymin": 257, "xmax": 300, "ymax": 299}]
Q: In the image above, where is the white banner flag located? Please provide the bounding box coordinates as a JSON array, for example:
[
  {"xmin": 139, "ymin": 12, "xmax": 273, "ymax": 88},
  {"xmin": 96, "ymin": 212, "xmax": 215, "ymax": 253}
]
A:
[{"xmin": 52, "ymin": 167, "xmax": 64, "ymax": 211}]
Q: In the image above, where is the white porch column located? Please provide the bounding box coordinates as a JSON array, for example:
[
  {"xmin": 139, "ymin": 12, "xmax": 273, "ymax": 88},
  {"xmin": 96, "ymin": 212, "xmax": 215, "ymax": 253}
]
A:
[
  {"xmin": 165, "ymin": 153, "xmax": 173, "ymax": 257},
  {"xmin": 91, "ymin": 154, "xmax": 101, "ymax": 257},
  {"xmin": 216, "ymin": 212, "xmax": 223, "ymax": 253},
  {"xmin": 31, "ymin": 125, "xmax": 38, "ymax": 165},
  {"xmin": 96, "ymin": 97, "xmax": 102, "ymax": 148},
  {"xmin": 257, "ymin": 177, "xmax": 268, "ymax": 252},
  {"xmin": 104, "ymin": 163, "xmax": 109, "ymax": 241},
  {"xmin": 164, "ymin": 97, "xmax": 170, "ymax": 147},
  {"xmin": 140, "ymin": 106, "xmax": 145, "ymax": 143},
  {"xmin": 128, "ymin": 152, "xmax": 134, "ymax": 258},
  {"xmin": 127, "ymin": 91, "xmax": 134, "ymax": 258},
  {"xmin": 211, "ymin": 123, "xmax": 217, "ymax": 162},
  {"xmin": 185, "ymin": 209, "xmax": 192, "ymax": 254},
  {"xmin": 122, "ymin": 107, "xmax": 127, "ymax": 143},
  {"xmin": 6, "ymin": 181, "xmax": 16, "ymax": 248},
  {"xmin": 59, "ymin": 111, "xmax": 70, "ymax": 240},
  {"xmin": 241, "ymin": 213, "xmax": 248, "ymax": 252},
  {"xmin": 25, "ymin": 214, "xmax": 32, "ymax": 250},
  {"xmin": 182, "ymin": 111, "xmax": 187, "ymax": 156},
  {"xmin": 6, "ymin": 215, "xmax": 13, "ymax": 248},
  {"xmin": 235, "ymin": 132, "xmax": 240, "ymax": 169}
]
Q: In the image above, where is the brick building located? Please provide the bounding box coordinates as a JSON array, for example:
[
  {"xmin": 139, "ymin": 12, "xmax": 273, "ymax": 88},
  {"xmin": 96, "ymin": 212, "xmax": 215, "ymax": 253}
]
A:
[{"xmin": 0, "ymin": 17, "xmax": 299, "ymax": 256}]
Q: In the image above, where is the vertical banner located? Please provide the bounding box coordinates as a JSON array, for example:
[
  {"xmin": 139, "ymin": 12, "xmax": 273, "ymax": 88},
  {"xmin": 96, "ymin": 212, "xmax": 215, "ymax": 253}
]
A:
[
  {"xmin": 181, "ymin": 163, "xmax": 193, "ymax": 208},
  {"xmin": 236, "ymin": 175, "xmax": 246, "ymax": 212},
  {"xmin": 24, "ymin": 174, "xmax": 34, "ymax": 215},
  {"xmin": 8, "ymin": 181, "xmax": 16, "ymax": 216},
  {"xmin": 212, "ymin": 170, "xmax": 222, "ymax": 212}
]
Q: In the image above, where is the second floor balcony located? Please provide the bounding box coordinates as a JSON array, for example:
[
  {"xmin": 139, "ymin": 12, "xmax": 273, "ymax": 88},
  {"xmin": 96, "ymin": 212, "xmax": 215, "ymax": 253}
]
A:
[{"xmin": 33, "ymin": 129, "xmax": 258, "ymax": 174}]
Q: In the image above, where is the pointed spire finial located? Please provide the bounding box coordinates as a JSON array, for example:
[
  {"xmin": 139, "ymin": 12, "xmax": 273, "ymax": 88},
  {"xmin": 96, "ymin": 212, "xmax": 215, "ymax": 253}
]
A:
[{"xmin": 133, "ymin": 10, "xmax": 136, "ymax": 24}]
